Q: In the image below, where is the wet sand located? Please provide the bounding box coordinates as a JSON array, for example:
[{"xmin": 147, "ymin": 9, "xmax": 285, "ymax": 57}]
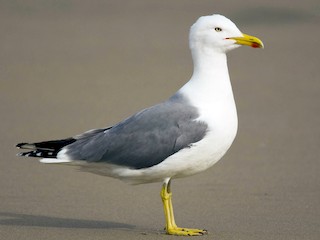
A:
[{"xmin": 1, "ymin": 1, "xmax": 319, "ymax": 239}]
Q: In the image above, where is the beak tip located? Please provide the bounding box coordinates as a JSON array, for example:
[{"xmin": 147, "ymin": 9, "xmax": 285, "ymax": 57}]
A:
[{"xmin": 252, "ymin": 42, "xmax": 264, "ymax": 49}]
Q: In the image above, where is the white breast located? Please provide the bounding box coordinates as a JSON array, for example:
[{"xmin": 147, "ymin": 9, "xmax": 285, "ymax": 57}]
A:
[{"xmin": 156, "ymin": 89, "xmax": 238, "ymax": 179}]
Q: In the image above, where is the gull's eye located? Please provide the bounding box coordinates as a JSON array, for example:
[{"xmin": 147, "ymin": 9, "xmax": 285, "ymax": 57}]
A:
[{"xmin": 215, "ymin": 27, "xmax": 222, "ymax": 32}]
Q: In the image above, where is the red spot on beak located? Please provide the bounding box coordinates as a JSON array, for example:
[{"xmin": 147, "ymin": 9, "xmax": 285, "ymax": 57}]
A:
[{"xmin": 251, "ymin": 43, "xmax": 260, "ymax": 48}]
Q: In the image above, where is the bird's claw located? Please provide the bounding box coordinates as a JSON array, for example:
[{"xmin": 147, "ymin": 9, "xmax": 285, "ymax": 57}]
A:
[{"xmin": 165, "ymin": 226, "xmax": 208, "ymax": 236}]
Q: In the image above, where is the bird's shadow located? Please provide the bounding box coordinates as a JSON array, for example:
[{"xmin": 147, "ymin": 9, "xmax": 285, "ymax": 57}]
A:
[{"xmin": 0, "ymin": 212, "xmax": 134, "ymax": 230}]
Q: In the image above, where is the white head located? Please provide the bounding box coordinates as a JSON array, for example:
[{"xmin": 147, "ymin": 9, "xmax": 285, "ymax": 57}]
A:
[{"xmin": 189, "ymin": 14, "xmax": 263, "ymax": 54}]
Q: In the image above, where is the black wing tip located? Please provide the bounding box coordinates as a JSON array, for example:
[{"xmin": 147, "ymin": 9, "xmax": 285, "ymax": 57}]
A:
[
  {"xmin": 16, "ymin": 137, "xmax": 76, "ymax": 158},
  {"xmin": 16, "ymin": 143, "xmax": 28, "ymax": 148},
  {"xmin": 16, "ymin": 151, "xmax": 33, "ymax": 157},
  {"xmin": 16, "ymin": 150, "xmax": 56, "ymax": 158},
  {"xmin": 16, "ymin": 142, "xmax": 35, "ymax": 149},
  {"xmin": 16, "ymin": 152, "xmax": 34, "ymax": 157}
]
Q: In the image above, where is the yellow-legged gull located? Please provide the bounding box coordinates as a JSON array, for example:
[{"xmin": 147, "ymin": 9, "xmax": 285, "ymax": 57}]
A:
[{"xmin": 17, "ymin": 14, "xmax": 263, "ymax": 236}]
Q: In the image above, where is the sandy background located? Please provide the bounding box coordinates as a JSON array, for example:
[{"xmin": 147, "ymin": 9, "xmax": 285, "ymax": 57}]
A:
[{"xmin": 1, "ymin": 1, "xmax": 319, "ymax": 239}]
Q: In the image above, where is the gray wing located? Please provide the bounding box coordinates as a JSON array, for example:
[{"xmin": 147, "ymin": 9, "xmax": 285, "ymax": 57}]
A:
[{"xmin": 64, "ymin": 94, "xmax": 208, "ymax": 169}]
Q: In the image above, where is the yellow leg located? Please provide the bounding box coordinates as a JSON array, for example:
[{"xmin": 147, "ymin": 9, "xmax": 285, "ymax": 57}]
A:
[{"xmin": 160, "ymin": 179, "xmax": 208, "ymax": 236}]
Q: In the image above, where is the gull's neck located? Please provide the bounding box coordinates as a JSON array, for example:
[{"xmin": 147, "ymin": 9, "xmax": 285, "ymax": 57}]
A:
[
  {"xmin": 177, "ymin": 47, "xmax": 238, "ymax": 139},
  {"xmin": 178, "ymin": 48, "xmax": 234, "ymax": 105}
]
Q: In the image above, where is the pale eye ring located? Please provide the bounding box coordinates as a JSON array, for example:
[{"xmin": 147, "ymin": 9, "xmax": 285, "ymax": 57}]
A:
[{"xmin": 215, "ymin": 27, "xmax": 222, "ymax": 32}]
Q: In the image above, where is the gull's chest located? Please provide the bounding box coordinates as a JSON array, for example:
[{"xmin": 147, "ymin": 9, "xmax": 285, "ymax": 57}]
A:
[
  {"xmin": 194, "ymin": 97, "xmax": 238, "ymax": 159},
  {"xmin": 193, "ymin": 90, "xmax": 238, "ymax": 145},
  {"xmin": 157, "ymin": 97, "xmax": 238, "ymax": 179}
]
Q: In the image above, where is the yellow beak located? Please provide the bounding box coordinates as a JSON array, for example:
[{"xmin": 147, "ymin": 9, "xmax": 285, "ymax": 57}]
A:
[{"xmin": 227, "ymin": 33, "xmax": 264, "ymax": 49}]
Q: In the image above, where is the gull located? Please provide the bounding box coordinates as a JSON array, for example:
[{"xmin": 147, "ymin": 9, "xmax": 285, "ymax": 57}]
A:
[{"xmin": 17, "ymin": 14, "xmax": 263, "ymax": 236}]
